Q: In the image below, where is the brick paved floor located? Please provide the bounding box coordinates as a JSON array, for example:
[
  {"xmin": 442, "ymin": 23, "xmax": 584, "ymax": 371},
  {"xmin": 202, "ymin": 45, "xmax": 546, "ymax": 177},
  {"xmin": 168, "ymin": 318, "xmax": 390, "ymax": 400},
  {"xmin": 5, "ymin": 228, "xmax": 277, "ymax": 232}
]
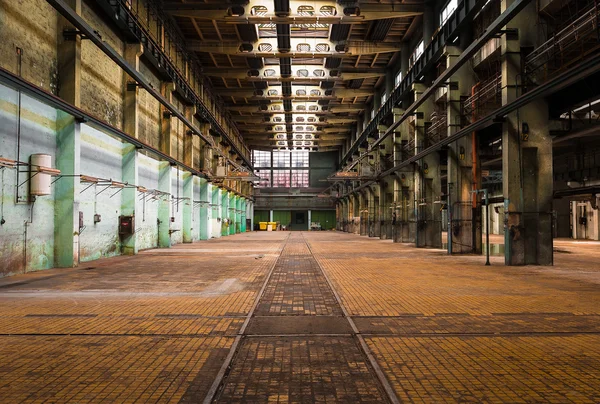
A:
[{"xmin": 0, "ymin": 230, "xmax": 598, "ymax": 403}]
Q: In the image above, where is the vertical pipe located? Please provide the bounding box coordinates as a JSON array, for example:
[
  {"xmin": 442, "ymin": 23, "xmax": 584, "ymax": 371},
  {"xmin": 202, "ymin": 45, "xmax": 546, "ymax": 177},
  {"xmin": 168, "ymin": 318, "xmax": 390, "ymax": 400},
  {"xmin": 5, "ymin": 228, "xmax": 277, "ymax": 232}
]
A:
[{"xmin": 15, "ymin": 48, "xmax": 23, "ymax": 204}]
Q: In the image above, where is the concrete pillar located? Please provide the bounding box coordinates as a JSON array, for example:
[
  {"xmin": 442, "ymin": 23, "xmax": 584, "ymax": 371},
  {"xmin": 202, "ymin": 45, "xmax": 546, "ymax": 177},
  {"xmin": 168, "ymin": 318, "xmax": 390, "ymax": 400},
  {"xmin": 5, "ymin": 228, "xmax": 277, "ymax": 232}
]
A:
[
  {"xmin": 308, "ymin": 210, "xmax": 312, "ymax": 230},
  {"xmin": 229, "ymin": 193, "xmax": 236, "ymax": 235},
  {"xmin": 423, "ymin": 1, "xmax": 436, "ymax": 44},
  {"xmin": 157, "ymin": 162, "xmax": 172, "ymax": 248},
  {"xmin": 367, "ymin": 186, "xmax": 380, "ymax": 237},
  {"xmin": 160, "ymin": 82, "xmax": 176, "ymax": 156},
  {"xmin": 359, "ymin": 191, "xmax": 368, "ymax": 236},
  {"xmin": 120, "ymin": 43, "xmax": 144, "ymax": 255},
  {"xmin": 501, "ymin": 0, "xmax": 553, "ymax": 265},
  {"xmin": 269, "ymin": 209, "xmax": 274, "ymax": 222},
  {"xmin": 54, "ymin": 112, "xmax": 81, "ymax": 267},
  {"xmin": 241, "ymin": 198, "xmax": 247, "ymax": 232},
  {"xmin": 183, "ymin": 105, "xmax": 198, "ymax": 169},
  {"xmin": 400, "ymin": 42, "xmax": 410, "ymax": 77},
  {"xmin": 235, "ymin": 195, "xmax": 241, "ymax": 234},
  {"xmin": 182, "ymin": 173, "xmax": 193, "ymax": 243},
  {"xmin": 413, "ymin": 83, "xmax": 442, "ymax": 248},
  {"xmin": 199, "ymin": 178, "xmax": 210, "ymax": 240},
  {"xmin": 123, "ymin": 43, "xmax": 144, "ymax": 138},
  {"xmin": 394, "ymin": 108, "xmax": 416, "ymax": 243},
  {"xmin": 221, "ymin": 189, "xmax": 229, "ymax": 236},
  {"xmin": 57, "ymin": 0, "xmax": 81, "ymax": 107},
  {"xmin": 211, "ymin": 185, "xmax": 220, "ymax": 238},
  {"xmin": 121, "ymin": 145, "xmax": 138, "ymax": 255},
  {"xmin": 249, "ymin": 200, "xmax": 254, "ymax": 231},
  {"xmin": 351, "ymin": 194, "xmax": 358, "ymax": 233},
  {"xmin": 446, "ymin": 46, "xmax": 481, "ymax": 254},
  {"xmin": 380, "ymin": 177, "xmax": 394, "ymax": 240}
]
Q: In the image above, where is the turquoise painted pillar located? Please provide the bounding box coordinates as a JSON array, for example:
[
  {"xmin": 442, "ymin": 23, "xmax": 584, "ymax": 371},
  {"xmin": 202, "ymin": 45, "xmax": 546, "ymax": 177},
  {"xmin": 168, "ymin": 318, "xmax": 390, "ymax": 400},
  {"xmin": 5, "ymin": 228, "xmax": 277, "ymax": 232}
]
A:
[
  {"xmin": 182, "ymin": 172, "xmax": 193, "ymax": 243},
  {"xmin": 121, "ymin": 144, "xmax": 138, "ymax": 255},
  {"xmin": 211, "ymin": 184, "xmax": 220, "ymax": 238},
  {"xmin": 234, "ymin": 195, "xmax": 240, "ymax": 234},
  {"xmin": 229, "ymin": 193, "xmax": 236, "ymax": 235},
  {"xmin": 54, "ymin": 111, "xmax": 81, "ymax": 267},
  {"xmin": 240, "ymin": 198, "xmax": 247, "ymax": 232},
  {"xmin": 158, "ymin": 162, "xmax": 172, "ymax": 247},
  {"xmin": 199, "ymin": 178, "xmax": 210, "ymax": 240},
  {"xmin": 221, "ymin": 188, "xmax": 229, "ymax": 236}
]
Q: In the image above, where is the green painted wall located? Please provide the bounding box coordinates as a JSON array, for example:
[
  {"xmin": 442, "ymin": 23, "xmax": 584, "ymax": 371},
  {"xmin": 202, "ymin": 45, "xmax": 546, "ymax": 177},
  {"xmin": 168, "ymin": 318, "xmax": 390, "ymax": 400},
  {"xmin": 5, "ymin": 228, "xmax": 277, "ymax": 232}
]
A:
[
  {"xmin": 273, "ymin": 210, "xmax": 292, "ymax": 225},
  {"xmin": 311, "ymin": 210, "xmax": 336, "ymax": 230},
  {"xmin": 254, "ymin": 210, "xmax": 269, "ymax": 224}
]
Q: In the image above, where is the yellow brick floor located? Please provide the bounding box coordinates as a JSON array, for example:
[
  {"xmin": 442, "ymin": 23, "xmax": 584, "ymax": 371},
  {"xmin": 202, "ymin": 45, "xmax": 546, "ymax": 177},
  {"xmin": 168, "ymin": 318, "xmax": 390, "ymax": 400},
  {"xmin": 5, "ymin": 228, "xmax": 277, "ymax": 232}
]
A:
[{"xmin": 0, "ymin": 230, "xmax": 598, "ymax": 403}]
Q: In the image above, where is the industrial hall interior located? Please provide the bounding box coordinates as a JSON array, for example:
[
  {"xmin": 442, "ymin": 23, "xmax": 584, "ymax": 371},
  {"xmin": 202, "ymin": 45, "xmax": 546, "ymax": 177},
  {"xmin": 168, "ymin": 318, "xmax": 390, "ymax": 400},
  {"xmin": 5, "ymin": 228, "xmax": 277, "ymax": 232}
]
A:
[{"xmin": 1, "ymin": 0, "xmax": 600, "ymax": 401}]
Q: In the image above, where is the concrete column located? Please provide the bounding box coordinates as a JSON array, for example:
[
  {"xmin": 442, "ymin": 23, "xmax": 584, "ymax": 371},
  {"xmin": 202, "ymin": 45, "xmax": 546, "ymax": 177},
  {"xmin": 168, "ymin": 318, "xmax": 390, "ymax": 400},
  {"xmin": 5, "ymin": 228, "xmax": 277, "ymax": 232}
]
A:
[
  {"xmin": 501, "ymin": 0, "xmax": 553, "ymax": 265},
  {"xmin": 123, "ymin": 43, "xmax": 144, "ymax": 138},
  {"xmin": 54, "ymin": 112, "xmax": 81, "ymax": 267},
  {"xmin": 446, "ymin": 46, "xmax": 480, "ymax": 254},
  {"xmin": 199, "ymin": 178, "xmax": 210, "ymax": 240},
  {"xmin": 221, "ymin": 189, "xmax": 229, "ymax": 237},
  {"xmin": 359, "ymin": 191, "xmax": 368, "ymax": 236},
  {"xmin": 120, "ymin": 43, "xmax": 144, "ymax": 255},
  {"xmin": 350, "ymin": 194, "xmax": 358, "ymax": 233},
  {"xmin": 413, "ymin": 83, "xmax": 442, "ymax": 248},
  {"xmin": 249, "ymin": 200, "xmax": 254, "ymax": 231},
  {"xmin": 367, "ymin": 186, "xmax": 380, "ymax": 237},
  {"xmin": 57, "ymin": 0, "xmax": 81, "ymax": 107},
  {"xmin": 394, "ymin": 108, "xmax": 416, "ymax": 243},
  {"xmin": 308, "ymin": 210, "xmax": 312, "ymax": 230},
  {"xmin": 157, "ymin": 162, "xmax": 172, "ymax": 248},
  {"xmin": 182, "ymin": 173, "xmax": 193, "ymax": 243},
  {"xmin": 269, "ymin": 209, "xmax": 274, "ymax": 222},
  {"xmin": 211, "ymin": 185, "xmax": 220, "ymax": 238},
  {"xmin": 183, "ymin": 105, "xmax": 198, "ymax": 169},
  {"xmin": 400, "ymin": 42, "xmax": 410, "ymax": 77},
  {"xmin": 160, "ymin": 82, "xmax": 176, "ymax": 156},
  {"xmin": 423, "ymin": 1, "xmax": 436, "ymax": 44},
  {"xmin": 380, "ymin": 178, "xmax": 394, "ymax": 240},
  {"xmin": 235, "ymin": 195, "xmax": 241, "ymax": 234},
  {"xmin": 241, "ymin": 198, "xmax": 247, "ymax": 232},
  {"xmin": 121, "ymin": 145, "xmax": 138, "ymax": 255},
  {"xmin": 344, "ymin": 196, "xmax": 350, "ymax": 233},
  {"xmin": 229, "ymin": 193, "xmax": 236, "ymax": 235}
]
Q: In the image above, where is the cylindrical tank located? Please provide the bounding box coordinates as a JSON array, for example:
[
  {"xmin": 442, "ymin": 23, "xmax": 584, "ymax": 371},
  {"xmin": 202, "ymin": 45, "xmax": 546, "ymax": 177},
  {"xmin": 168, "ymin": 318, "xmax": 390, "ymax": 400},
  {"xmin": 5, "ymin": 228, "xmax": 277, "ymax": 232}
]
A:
[{"xmin": 30, "ymin": 153, "xmax": 52, "ymax": 196}]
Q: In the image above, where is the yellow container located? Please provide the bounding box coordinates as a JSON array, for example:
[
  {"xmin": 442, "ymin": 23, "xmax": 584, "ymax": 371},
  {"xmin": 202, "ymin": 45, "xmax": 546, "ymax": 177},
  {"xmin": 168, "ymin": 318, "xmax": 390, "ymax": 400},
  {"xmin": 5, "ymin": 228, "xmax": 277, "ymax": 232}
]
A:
[
  {"xmin": 268, "ymin": 222, "xmax": 277, "ymax": 231},
  {"xmin": 259, "ymin": 222, "xmax": 268, "ymax": 231}
]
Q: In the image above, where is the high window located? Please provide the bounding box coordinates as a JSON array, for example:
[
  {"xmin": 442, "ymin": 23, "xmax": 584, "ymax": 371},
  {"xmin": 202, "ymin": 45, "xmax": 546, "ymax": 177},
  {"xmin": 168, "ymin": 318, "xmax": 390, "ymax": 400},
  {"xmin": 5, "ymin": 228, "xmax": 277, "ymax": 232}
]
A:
[
  {"xmin": 272, "ymin": 170, "xmax": 291, "ymax": 187},
  {"xmin": 252, "ymin": 150, "xmax": 271, "ymax": 167},
  {"xmin": 253, "ymin": 150, "xmax": 311, "ymax": 188},
  {"xmin": 440, "ymin": 0, "xmax": 458, "ymax": 25},
  {"xmin": 409, "ymin": 40, "xmax": 424, "ymax": 68},
  {"xmin": 395, "ymin": 71, "xmax": 402, "ymax": 88},
  {"xmin": 291, "ymin": 170, "xmax": 309, "ymax": 187}
]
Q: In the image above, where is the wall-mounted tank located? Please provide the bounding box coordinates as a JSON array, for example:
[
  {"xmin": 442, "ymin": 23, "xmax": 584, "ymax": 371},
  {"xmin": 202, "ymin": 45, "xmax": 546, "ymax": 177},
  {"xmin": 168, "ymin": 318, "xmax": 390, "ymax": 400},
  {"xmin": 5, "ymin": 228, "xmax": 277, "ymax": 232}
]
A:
[{"xmin": 29, "ymin": 154, "xmax": 52, "ymax": 196}]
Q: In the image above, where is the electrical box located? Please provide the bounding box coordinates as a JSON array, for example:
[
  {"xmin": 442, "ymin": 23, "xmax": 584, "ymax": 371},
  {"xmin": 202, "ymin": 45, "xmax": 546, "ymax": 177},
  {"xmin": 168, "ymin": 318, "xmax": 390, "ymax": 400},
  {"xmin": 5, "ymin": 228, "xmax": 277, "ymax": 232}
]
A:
[
  {"xmin": 94, "ymin": 214, "xmax": 101, "ymax": 224},
  {"xmin": 119, "ymin": 215, "xmax": 135, "ymax": 235}
]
